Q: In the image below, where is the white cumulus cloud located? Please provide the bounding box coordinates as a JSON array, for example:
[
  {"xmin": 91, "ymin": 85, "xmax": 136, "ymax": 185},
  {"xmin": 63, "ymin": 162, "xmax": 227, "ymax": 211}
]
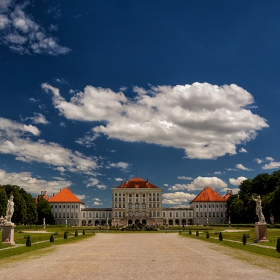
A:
[
  {"xmin": 42, "ymin": 82, "xmax": 268, "ymax": 160},
  {"xmin": 229, "ymin": 176, "xmax": 247, "ymax": 186},
  {"xmin": 236, "ymin": 163, "xmax": 251, "ymax": 171},
  {"xmin": 0, "ymin": 1, "xmax": 70, "ymax": 55},
  {"xmin": 168, "ymin": 176, "xmax": 227, "ymax": 191},
  {"xmin": 162, "ymin": 192, "xmax": 196, "ymax": 204}
]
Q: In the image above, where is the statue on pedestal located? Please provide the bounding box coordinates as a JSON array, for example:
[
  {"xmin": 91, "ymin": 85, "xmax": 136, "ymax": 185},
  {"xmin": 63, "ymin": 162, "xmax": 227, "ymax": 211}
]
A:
[
  {"xmin": 252, "ymin": 195, "xmax": 265, "ymax": 223},
  {"xmin": 4, "ymin": 193, "xmax": 14, "ymax": 225}
]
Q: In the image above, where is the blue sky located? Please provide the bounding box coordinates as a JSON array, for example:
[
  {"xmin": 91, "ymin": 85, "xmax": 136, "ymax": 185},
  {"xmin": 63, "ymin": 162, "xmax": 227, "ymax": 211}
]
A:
[{"xmin": 1, "ymin": 0, "xmax": 280, "ymax": 207}]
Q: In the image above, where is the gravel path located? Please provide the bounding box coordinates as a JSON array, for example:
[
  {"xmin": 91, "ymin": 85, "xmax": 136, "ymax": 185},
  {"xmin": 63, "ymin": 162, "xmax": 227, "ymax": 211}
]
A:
[{"xmin": 0, "ymin": 233, "xmax": 279, "ymax": 280}]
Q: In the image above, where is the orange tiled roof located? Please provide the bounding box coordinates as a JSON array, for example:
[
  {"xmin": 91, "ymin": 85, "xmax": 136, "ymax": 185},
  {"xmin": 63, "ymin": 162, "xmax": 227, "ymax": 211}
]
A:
[
  {"xmin": 223, "ymin": 194, "xmax": 231, "ymax": 200},
  {"xmin": 190, "ymin": 186, "xmax": 226, "ymax": 203},
  {"xmin": 48, "ymin": 188, "xmax": 83, "ymax": 203},
  {"xmin": 116, "ymin": 178, "xmax": 158, "ymax": 189}
]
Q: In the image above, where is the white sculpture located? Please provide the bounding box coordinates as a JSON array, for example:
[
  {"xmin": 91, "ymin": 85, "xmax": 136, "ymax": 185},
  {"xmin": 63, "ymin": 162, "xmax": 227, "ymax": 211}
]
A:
[
  {"xmin": 5, "ymin": 193, "xmax": 14, "ymax": 224},
  {"xmin": 252, "ymin": 195, "xmax": 265, "ymax": 223}
]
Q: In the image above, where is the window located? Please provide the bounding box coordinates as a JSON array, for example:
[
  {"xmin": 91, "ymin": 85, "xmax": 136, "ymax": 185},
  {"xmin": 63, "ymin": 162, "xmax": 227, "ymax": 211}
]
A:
[
  {"xmin": 142, "ymin": 203, "xmax": 146, "ymax": 209},
  {"xmin": 189, "ymin": 212, "xmax": 192, "ymax": 217},
  {"xmin": 196, "ymin": 212, "xmax": 198, "ymax": 217},
  {"xmin": 123, "ymin": 212, "xmax": 125, "ymax": 217},
  {"xmin": 200, "ymin": 212, "xmax": 203, "ymax": 217},
  {"xmin": 209, "ymin": 204, "xmax": 211, "ymax": 208},
  {"xmin": 213, "ymin": 212, "xmax": 215, "ymax": 217},
  {"xmin": 59, "ymin": 205, "xmax": 61, "ymax": 209},
  {"xmin": 217, "ymin": 212, "xmax": 219, "ymax": 217},
  {"xmin": 136, "ymin": 193, "xmax": 139, "ymax": 197},
  {"xmin": 149, "ymin": 203, "xmax": 152, "ymax": 208},
  {"xmin": 153, "ymin": 198, "xmax": 155, "ymax": 201},
  {"xmin": 119, "ymin": 198, "xmax": 121, "ymax": 201},
  {"xmin": 76, "ymin": 205, "xmax": 78, "ymax": 209},
  {"xmin": 169, "ymin": 212, "xmax": 172, "ymax": 217},
  {"xmin": 216, "ymin": 204, "xmax": 219, "ymax": 208},
  {"xmin": 63, "ymin": 205, "xmax": 65, "ymax": 208},
  {"xmin": 123, "ymin": 197, "xmax": 125, "ymax": 201},
  {"xmin": 163, "ymin": 212, "xmax": 165, "ymax": 217},
  {"xmin": 205, "ymin": 212, "xmax": 207, "ymax": 217},
  {"xmin": 115, "ymin": 204, "xmax": 117, "ymax": 208},
  {"xmin": 123, "ymin": 204, "xmax": 125, "ymax": 208},
  {"xmin": 200, "ymin": 204, "xmax": 202, "ymax": 208},
  {"xmin": 157, "ymin": 197, "xmax": 159, "ymax": 201},
  {"xmin": 119, "ymin": 204, "xmax": 121, "ymax": 208},
  {"xmin": 212, "ymin": 204, "xmax": 214, "ymax": 208},
  {"xmin": 196, "ymin": 205, "xmax": 198, "ymax": 208},
  {"xmin": 183, "ymin": 212, "xmax": 185, "ymax": 217},
  {"xmin": 129, "ymin": 203, "xmax": 132, "ymax": 209},
  {"xmin": 51, "ymin": 205, "xmax": 53, "ymax": 208},
  {"xmin": 129, "ymin": 194, "xmax": 132, "ymax": 197},
  {"xmin": 176, "ymin": 212, "xmax": 178, "ymax": 217},
  {"xmin": 119, "ymin": 212, "xmax": 122, "ymax": 217},
  {"xmin": 102, "ymin": 212, "xmax": 105, "ymax": 218},
  {"xmin": 119, "ymin": 193, "xmax": 121, "ymax": 196},
  {"xmin": 71, "ymin": 205, "xmax": 74, "ymax": 208},
  {"xmin": 157, "ymin": 212, "xmax": 160, "ymax": 217},
  {"xmin": 209, "ymin": 212, "xmax": 211, "ymax": 217},
  {"xmin": 135, "ymin": 204, "xmax": 139, "ymax": 209},
  {"xmin": 153, "ymin": 193, "xmax": 155, "ymax": 196},
  {"xmin": 71, "ymin": 214, "xmax": 73, "ymax": 218},
  {"xmin": 96, "ymin": 212, "xmax": 98, "ymax": 218},
  {"xmin": 115, "ymin": 212, "xmax": 117, "ymax": 217},
  {"xmin": 115, "ymin": 198, "xmax": 117, "ymax": 201},
  {"xmin": 115, "ymin": 193, "xmax": 117, "ymax": 196},
  {"xmin": 157, "ymin": 193, "xmax": 159, "ymax": 196},
  {"xmin": 89, "ymin": 212, "xmax": 92, "ymax": 218},
  {"xmin": 123, "ymin": 193, "xmax": 125, "ymax": 196},
  {"xmin": 143, "ymin": 194, "xmax": 145, "ymax": 197},
  {"xmin": 75, "ymin": 213, "xmax": 78, "ymax": 218},
  {"xmin": 221, "ymin": 212, "xmax": 223, "ymax": 217},
  {"xmin": 55, "ymin": 205, "xmax": 57, "ymax": 208},
  {"xmin": 67, "ymin": 205, "xmax": 69, "ymax": 208},
  {"xmin": 204, "ymin": 204, "xmax": 206, "ymax": 208}
]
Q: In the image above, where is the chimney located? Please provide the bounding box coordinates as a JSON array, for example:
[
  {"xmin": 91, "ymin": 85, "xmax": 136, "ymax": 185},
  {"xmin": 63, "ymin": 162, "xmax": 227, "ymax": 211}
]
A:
[
  {"xmin": 229, "ymin": 190, "xmax": 232, "ymax": 195},
  {"xmin": 53, "ymin": 193, "xmax": 55, "ymax": 197},
  {"xmin": 227, "ymin": 190, "xmax": 229, "ymax": 194}
]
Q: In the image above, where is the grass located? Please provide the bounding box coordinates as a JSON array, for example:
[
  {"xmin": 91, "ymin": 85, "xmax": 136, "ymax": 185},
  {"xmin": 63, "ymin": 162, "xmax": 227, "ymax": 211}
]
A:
[
  {"xmin": 180, "ymin": 227, "xmax": 280, "ymax": 259},
  {"xmin": 0, "ymin": 227, "xmax": 95, "ymax": 260}
]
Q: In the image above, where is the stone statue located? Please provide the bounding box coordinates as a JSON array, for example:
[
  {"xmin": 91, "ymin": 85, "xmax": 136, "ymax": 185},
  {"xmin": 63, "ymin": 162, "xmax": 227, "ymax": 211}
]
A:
[
  {"xmin": 252, "ymin": 195, "xmax": 265, "ymax": 223},
  {"xmin": 5, "ymin": 193, "xmax": 14, "ymax": 224}
]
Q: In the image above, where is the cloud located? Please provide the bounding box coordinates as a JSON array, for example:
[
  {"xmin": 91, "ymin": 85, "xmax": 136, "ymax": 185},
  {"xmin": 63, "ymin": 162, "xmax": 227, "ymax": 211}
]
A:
[
  {"xmin": 75, "ymin": 194, "xmax": 85, "ymax": 200},
  {"xmin": 236, "ymin": 163, "xmax": 251, "ymax": 171},
  {"xmin": 162, "ymin": 192, "xmax": 196, "ymax": 204},
  {"xmin": 168, "ymin": 176, "xmax": 227, "ymax": 191},
  {"xmin": 42, "ymin": 82, "xmax": 268, "ymax": 160},
  {"xmin": 96, "ymin": 184, "xmax": 107, "ymax": 190},
  {"xmin": 262, "ymin": 157, "xmax": 280, "ymax": 170},
  {"xmin": 214, "ymin": 171, "xmax": 222, "ymax": 175},
  {"xmin": 177, "ymin": 176, "xmax": 193, "ymax": 180},
  {"xmin": 0, "ymin": 1, "xmax": 70, "ymax": 55},
  {"xmin": 163, "ymin": 183, "xmax": 168, "ymax": 187},
  {"xmin": 254, "ymin": 158, "xmax": 263, "ymax": 164},
  {"xmin": 85, "ymin": 178, "xmax": 99, "ymax": 187},
  {"xmin": 239, "ymin": 148, "xmax": 247, "ymax": 153},
  {"xmin": 0, "ymin": 168, "xmax": 71, "ymax": 195},
  {"xmin": 108, "ymin": 162, "xmax": 130, "ymax": 171},
  {"xmin": 115, "ymin": 177, "xmax": 123, "ymax": 182},
  {"xmin": 229, "ymin": 176, "xmax": 247, "ymax": 186},
  {"xmin": 266, "ymin": 156, "xmax": 274, "ymax": 161},
  {"xmin": 24, "ymin": 113, "xmax": 49, "ymax": 125},
  {"xmin": 0, "ymin": 117, "xmax": 99, "ymax": 175},
  {"xmin": 75, "ymin": 132, "xmax": 100, "ymax": 147},
  {"xmin": 93, "ymin": 201, "xmax": 102, "ymax": 205}
]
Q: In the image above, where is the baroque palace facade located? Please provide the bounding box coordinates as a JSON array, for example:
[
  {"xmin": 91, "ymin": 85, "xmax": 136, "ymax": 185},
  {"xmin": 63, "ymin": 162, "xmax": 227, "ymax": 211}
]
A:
[{"xmin": 48, "ymin": 177, "xmax": 231, "ymax": 227}]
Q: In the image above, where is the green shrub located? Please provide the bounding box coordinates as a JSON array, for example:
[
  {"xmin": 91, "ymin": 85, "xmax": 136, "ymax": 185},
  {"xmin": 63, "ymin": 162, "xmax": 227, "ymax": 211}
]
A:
[
  {"xmin": 75, "ymin": 230, "xmax": 78, "ymax": 237},
  {"xmin": 206, "ymin": 231, "xmax": 209, "ymax": 238},
  {"xmin": 242, "ymin": 234, "xmax": 247, "ymax": 245},
  {"xmin": 82, "ymin": 230, "xmax": 85, "ymax": 235},
  {"xmin": 196, "ymin": 230, "xmax": 199, "ymax": 236},
  {"xmin": 26, "ymin": 235, "xmax": 31, "ymax": 247},
  {"xmin": 50, "ymin": 235, "xmax": 54, "ymax": 242},
  {"xmin": 276, "ymin": 237, "xmax": 280, "ymax": 253},
  {"xmin": 189, "ymin": 230, "xmax": 192, "ymax": 235},
  {"xmin": 219, "ymin": 232, "xmax": 223, "ymax": 241},
  {"xmin": 64, "ymin": 232, "xmax": 68, "ymax": 239}
]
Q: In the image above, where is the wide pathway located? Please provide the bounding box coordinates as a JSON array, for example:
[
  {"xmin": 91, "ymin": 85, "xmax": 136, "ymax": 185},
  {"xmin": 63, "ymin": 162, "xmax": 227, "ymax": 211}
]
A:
[{"xmin": 0, "ymin": 233, "xmax": 279, "ymax": 280}]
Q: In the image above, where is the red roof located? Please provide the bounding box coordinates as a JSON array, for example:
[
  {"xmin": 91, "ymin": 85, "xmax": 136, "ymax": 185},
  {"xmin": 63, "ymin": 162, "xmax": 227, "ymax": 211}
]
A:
[
  {"xmin": 48, "ymin": 188, "xmax": 83, "ymax": 203},
  {"xmin": 116, "ymin": 178, "xmax": 158, "ymax": 189},
  {"xmin": 190, "ymin": 186, "xmax": 226, "ymax": 203},
  {"xmin": 223, "ymin": 194, "xmax": 231, "ymax": 200}
]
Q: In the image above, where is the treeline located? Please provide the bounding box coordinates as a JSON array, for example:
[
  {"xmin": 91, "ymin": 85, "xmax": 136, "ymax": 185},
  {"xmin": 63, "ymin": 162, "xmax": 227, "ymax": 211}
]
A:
[
  {"xmin": 227, "ymin": 170, "xmax": 280, "ymax": 223},
  {"xmin": 0, "ymin": 185, "xmax": 54, "ymax": 225}
]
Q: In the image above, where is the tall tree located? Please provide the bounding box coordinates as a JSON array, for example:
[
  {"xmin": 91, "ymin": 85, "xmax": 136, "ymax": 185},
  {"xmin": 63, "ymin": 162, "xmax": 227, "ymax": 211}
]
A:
[
  {"xmin": 19, "ymin": 188, "xmax": 38, "ymax": 224},
  {"xmin": 0, "ymin": 188, "xmax": 8, "ymax": 216},
  {"xmin": 36, "ymin": 196, "xmax": 55, "ymax": 225}
]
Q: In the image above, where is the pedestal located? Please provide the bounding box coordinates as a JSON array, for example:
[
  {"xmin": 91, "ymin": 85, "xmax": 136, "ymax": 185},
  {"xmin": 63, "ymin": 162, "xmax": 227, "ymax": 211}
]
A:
[
  {"xmin": 2, "ymin": 223, "xmax": 16, "ymax": 245},
  {"xmin": 254, "ymin": 222, "xmax": 268, "ymax": 242}
]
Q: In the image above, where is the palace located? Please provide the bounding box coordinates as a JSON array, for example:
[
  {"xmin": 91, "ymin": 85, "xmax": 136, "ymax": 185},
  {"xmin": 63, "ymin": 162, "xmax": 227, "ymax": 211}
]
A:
[{"xmin": 48, "ymin": 177, "xmax": 230, "ymax": 226}]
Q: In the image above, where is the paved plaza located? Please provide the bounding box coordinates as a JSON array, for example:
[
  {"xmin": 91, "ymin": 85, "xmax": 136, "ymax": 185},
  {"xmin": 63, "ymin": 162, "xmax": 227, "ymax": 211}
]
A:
[{"xmin": 0, "ymin": 233, "xmax": 280, "ymax": 280}]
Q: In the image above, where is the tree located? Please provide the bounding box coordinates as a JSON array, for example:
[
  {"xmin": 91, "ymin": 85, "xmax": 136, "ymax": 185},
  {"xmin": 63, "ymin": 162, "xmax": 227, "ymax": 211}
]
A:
[
  {"xmin": 276, "ymin": 238, "xmax": 280, "ymax": 253},
  {"xmin": 64, "ymin": 232, "xmax": 68, "ymax": 239},
  {"xmin": 228, "ymin": 196, "xmax": 244, "ymax": 223},
  {"xmin": 219, "ymin": 232, "xmax": 223, "ymax": 241},
  {"xmin": 36, "ymin": 196, "xmax": 55, "ymax": 225},
  {"xmin": 19, "ymin": 188, "xmax": 38, "ymax": 224},
  {"xmin": 0, "ymin": 188, "xmax": 8, "ymax": 216},
  {"xmin": 26, "ymin": 235, "xmax": 31, "ymax": 247},
  {"xmin": 75, "ymin": 230, "xmax": 78, "ymax": 237},
  {"xmin": 50, "ymin": 235, "xmax": 54, "ymax": 242},
  {"xmin": 196, "ymin": 230, "xmax": 199, "ymax": 236},
  {"xmin": 242, "ymin": 234, "xmax": 247, "ymax": 245},
  {"xmin": 206, "ymin": 231, "xmax": 209, "ymax": 238}
]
